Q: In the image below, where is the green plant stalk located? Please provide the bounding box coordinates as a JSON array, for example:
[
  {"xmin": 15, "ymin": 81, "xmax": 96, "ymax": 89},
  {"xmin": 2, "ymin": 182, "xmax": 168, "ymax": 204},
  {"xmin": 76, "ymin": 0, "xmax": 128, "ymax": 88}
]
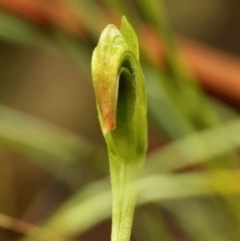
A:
[{"xmin": 91, "ymin": 16, "xmax": 147, "ymax": 241}]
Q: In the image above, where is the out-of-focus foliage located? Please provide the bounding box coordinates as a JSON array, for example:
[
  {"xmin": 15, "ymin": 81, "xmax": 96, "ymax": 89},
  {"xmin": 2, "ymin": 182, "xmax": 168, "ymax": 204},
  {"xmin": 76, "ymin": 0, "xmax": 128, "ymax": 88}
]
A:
[{"xmin": 0, "ymin": 0, "xmax": 240, "ymax": 241}]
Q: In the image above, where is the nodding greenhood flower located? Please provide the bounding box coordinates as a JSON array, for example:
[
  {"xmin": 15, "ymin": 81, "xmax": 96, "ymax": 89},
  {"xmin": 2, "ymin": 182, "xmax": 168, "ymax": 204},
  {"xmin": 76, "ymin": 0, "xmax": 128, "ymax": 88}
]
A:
[{"xmin": 91, "ymin": 16, "xmax": 147, "ymax": 241}]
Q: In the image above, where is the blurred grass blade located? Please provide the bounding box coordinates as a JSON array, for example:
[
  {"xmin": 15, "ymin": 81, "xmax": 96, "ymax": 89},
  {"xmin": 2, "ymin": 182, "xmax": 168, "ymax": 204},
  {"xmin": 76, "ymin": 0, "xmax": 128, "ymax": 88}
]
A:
[
  {"xmin": 144, "ymin": 63, "xmax": 195, "ymax": 138},
  {"xmin": 61, "ymin": 0, "xmax": 109, "ymax": 39},
  {"xmin": 20, "ymin": 169, "xmax": 240, "ymax": 241},
  {"xmin": 133, "ymin": 206, "xmax": 173, "ymax": 241},
  {"xmin": 0, "ymin": 104, "xmax": 107, "ymax": 174},
  {"xmin": 136, "ymin": 0, "xmax": 175, "ymax": 51},
  {"xmin": 146, "ymin": 118, "xmax": 240, "ymax": 174},
  {"xmin": 19, "ymin": 178, "xmax": 112, "ymax": 241},
  {"xmin": 0, "ymin": 11, "xmax": 54, "ymax": 49},
  {"xmin": 161, "ymin": 199, "xmax": 239, "ymax": 241},
  {"xmin": 137, "ymin": 0, "xmax": 222, "ymax": 135}
]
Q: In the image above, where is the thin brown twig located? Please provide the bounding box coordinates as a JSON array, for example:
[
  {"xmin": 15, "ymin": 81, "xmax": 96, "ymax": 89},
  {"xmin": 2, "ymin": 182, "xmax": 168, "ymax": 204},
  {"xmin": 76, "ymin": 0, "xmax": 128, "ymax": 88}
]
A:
[{"xmin": 0, "ymin": 212, "xmax": 81, "ymax": 241}]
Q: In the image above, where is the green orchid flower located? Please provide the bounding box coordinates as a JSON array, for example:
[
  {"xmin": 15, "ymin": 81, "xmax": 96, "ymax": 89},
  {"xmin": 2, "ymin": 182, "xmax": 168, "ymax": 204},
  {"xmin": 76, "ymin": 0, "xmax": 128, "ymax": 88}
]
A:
[{"xmin": 91, "ymin": 16, "xmax": 148, "ymax": 241}]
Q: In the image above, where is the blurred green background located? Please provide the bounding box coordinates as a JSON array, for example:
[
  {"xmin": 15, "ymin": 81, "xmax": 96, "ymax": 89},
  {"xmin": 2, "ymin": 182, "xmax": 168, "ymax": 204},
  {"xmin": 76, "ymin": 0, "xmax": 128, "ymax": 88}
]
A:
[{"xmin": 0, "ymin": 0, "xmax": 240, "ymax": 241}]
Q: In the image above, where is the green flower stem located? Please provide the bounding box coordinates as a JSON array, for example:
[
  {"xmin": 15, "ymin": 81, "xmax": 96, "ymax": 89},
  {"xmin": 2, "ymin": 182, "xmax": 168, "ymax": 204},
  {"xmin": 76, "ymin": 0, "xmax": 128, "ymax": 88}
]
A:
[{"xmin": 91, "ymin": 16, "xmax": 147, "ymax": 241}]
